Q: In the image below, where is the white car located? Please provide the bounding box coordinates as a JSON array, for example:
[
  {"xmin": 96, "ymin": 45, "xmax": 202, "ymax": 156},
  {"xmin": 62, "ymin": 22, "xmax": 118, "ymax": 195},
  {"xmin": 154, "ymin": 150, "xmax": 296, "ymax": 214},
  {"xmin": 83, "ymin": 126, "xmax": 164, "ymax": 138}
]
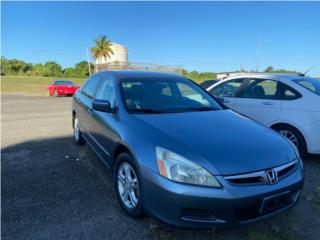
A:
[{"xmin": 207, "ymin": 73, "xmax": 320, "ymax": 157}]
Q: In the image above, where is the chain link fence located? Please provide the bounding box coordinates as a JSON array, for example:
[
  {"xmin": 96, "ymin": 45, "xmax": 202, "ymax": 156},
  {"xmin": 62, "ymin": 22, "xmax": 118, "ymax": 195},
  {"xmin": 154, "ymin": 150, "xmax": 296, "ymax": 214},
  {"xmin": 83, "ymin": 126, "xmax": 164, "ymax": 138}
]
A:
[{"xmin": 95, "ymin": 62, "xmax": 182, "ymax": 75}]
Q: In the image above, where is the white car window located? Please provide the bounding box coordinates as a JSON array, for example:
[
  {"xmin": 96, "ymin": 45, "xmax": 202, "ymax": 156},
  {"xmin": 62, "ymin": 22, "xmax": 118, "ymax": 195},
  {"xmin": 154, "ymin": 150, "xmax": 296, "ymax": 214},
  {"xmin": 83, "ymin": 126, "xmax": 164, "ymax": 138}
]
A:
[
  {"xmin": 293, "ymin": 78, "xmax": 320, "ymax": 96},
  {"xmin": 242, "ymin": 79, "xmax": 280, "ymax": 100},
  {"xmin": 281, "ymin": 83, "xmax": 302, "ymax": 100},
  {"xmin": 209, "ymin": 79, "xmax": 244, "ymax": 98}
]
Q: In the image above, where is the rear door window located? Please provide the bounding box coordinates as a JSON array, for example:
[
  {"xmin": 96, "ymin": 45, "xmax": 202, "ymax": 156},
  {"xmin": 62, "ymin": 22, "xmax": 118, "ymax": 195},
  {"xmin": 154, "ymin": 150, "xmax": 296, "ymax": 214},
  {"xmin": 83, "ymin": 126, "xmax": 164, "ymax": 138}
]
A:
[
  {"xmin": 82, "ymin": 75, "xmax": 101, "ymax": 98},
  {"xmin": 281, "ymin": 83, "xmax": 302, "ymax": 100}
]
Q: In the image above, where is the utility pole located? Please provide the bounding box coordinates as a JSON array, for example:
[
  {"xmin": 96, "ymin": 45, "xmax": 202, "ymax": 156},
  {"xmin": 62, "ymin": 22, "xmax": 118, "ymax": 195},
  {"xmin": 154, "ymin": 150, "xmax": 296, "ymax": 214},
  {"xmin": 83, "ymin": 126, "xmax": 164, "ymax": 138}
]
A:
[
  {"xmin": 256, "ymin": 34, "xmax": 261, "ymax": 72},
  {"xmin": 86, "ymin": 48, "xmax": 92, "ymax": 76}
]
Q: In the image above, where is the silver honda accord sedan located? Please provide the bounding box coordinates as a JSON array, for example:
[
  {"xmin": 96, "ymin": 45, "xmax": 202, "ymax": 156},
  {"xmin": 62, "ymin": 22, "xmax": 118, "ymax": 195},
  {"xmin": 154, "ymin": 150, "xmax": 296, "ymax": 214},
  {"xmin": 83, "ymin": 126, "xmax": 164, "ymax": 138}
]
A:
[{"xmin": 72, "ymin": 71, "xmax": 303, "ymax": 227}]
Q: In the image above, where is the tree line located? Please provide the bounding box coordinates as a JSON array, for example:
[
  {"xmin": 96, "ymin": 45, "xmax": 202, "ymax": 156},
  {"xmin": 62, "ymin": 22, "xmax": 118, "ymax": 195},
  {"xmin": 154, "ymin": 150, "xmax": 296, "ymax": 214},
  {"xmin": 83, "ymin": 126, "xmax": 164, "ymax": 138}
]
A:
[
  {"xmin": 0, "ymin": 56, "xmax": 302, "ymax": 80},
  {"xmin": 1, "ymin": 57, "xmax": 94, "ymax": 78},
  {"xmin": 1, "ymin": 35, "xmax": 303, "ymax": 80}
]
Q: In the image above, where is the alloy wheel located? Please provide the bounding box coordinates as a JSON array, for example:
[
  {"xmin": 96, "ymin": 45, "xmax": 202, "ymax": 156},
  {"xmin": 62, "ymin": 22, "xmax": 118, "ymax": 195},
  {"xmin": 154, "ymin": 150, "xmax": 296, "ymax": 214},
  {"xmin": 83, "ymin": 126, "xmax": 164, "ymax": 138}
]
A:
[
  {"xmin": 117, "ymin": 162, "xmax": 139, "ymax": 209},
  {"xmin": 279, "ymin": 130, "xmax": 299, "ymax": 147},
  {"xmin": 74, "ymin": 118, "xmax": 80, "ymax": 141}
]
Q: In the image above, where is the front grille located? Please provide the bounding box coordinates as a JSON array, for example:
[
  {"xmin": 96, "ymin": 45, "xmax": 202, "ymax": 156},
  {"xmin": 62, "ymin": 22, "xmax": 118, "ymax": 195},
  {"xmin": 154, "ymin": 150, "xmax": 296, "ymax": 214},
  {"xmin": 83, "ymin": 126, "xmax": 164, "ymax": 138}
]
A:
[
  {"xmin": 277, "ymin": 162, "xmax": 297, "ymax": 179},
  {"xmin": 225, "ymin": 160, "xmax": 298, "ymax": 186},
  {"xmin": 227, "ymin": 175, "xmax": 265, "ymax": 185}
]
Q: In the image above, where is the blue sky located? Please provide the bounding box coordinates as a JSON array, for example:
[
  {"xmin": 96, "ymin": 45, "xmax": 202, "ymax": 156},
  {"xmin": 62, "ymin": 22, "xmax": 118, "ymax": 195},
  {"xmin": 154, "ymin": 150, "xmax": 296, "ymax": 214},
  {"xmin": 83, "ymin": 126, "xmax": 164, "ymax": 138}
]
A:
[{"xmin": 2, "ymin": 1, "xmax": 320, "ymax": 75}]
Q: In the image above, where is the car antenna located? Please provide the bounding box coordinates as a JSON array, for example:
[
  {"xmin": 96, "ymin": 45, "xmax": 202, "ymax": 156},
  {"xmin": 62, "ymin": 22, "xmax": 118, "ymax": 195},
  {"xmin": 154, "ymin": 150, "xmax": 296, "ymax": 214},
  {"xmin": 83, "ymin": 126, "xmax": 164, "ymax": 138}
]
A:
[{"xmin": 301, "ymin": 64, "xmax": 316, "ymax": 76}]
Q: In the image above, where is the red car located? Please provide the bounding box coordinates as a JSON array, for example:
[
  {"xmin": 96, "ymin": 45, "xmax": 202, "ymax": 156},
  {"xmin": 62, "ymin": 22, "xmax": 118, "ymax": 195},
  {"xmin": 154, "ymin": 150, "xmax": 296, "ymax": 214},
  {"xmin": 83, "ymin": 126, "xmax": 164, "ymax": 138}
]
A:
[{"xmin": 48, "ymin": 80, "xmax": 80, "ymax": 96}]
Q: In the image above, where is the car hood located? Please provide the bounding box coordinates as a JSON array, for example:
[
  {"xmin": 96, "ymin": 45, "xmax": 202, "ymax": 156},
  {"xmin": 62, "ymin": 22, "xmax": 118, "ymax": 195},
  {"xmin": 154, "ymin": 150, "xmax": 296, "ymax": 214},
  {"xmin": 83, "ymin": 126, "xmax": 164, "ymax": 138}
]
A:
[{"xmin": 133, "ymin": 110, "xmax": 296, "ymax": 175}]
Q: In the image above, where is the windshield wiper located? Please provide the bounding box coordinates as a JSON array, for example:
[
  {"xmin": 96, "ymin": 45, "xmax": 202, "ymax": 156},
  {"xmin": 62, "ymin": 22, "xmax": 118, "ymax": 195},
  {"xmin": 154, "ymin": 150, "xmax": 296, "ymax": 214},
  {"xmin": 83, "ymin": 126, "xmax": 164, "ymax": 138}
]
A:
[
  {"xmin": 185, "ymin": 107, "xmax": 217, "ymax": 112},
  {"xmin": 129, "ymin": 108, "xmax": 167, "ymax": 114}
]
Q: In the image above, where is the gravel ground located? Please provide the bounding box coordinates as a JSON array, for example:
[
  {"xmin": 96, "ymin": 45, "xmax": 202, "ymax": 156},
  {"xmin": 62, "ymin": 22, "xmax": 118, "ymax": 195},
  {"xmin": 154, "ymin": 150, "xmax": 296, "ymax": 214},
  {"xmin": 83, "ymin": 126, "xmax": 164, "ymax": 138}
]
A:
[{"xmin": 1, "ymin": 94, "xmax": 320, "ymax": 240}]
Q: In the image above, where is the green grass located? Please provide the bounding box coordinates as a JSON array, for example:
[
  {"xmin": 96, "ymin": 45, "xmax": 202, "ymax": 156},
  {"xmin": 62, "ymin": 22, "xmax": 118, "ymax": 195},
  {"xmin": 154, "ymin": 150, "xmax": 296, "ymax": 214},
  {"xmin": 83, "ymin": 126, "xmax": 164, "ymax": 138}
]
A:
[{"xmin": 1, "ymin": 76, "xmax": 86, "ymax": 96}]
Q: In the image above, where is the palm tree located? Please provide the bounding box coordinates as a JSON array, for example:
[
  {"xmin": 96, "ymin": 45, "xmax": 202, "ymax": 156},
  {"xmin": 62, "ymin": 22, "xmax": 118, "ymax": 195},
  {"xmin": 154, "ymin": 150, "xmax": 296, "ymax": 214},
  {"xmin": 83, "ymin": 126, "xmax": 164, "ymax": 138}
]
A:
[{"xmin": 91, "ymin": 35, "xmax": 114, "ymax": 63}]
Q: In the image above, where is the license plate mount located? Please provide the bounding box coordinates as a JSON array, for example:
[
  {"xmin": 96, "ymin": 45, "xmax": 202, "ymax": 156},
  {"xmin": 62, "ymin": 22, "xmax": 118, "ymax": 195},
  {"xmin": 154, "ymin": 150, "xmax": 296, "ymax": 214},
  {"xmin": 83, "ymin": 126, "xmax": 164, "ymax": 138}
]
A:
[{"xmin": 260, "ymin": 191, "xmax": 291, "ymax": 214}]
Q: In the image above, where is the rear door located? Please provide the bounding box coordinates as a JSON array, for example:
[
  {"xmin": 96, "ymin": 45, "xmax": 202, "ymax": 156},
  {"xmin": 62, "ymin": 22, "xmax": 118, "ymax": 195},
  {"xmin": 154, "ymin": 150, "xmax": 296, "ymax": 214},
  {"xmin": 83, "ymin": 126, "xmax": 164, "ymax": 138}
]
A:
[
  {"xmin": 76, "ymin": 75, "xmax": 102, "ymax": 133},
  {"xmin": 233, "ymin": 78, "xmax": 282, "ymax": 126},
  {"xmin": 207, "ymin": 78, "xmax": 246, "ymax": 109}
]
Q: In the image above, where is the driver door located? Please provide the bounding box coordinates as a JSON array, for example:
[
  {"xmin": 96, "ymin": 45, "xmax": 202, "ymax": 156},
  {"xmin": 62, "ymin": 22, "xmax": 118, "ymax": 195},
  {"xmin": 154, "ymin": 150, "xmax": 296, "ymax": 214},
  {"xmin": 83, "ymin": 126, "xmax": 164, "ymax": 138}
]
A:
[
  {"xmin": 233, "ymin": 78, "xmax": 282, "ymax": 126},
  {"xmin": 88, "ymin": 76, "xmax": 118, "ymax": 165}
]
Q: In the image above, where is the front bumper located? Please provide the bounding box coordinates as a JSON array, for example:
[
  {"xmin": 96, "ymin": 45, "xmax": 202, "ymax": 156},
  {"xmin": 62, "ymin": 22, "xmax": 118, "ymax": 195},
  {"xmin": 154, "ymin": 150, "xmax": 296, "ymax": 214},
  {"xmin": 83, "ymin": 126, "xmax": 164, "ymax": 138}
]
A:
[{"xmin": 141, "ymin": 165, "xmax": 303, "ymax": 228}]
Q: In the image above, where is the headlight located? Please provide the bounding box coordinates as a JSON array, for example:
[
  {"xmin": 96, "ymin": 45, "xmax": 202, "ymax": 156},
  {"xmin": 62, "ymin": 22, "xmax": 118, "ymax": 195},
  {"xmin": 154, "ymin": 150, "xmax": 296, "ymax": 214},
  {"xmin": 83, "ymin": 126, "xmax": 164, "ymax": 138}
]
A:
[{"xmin": 156, "ymin": 147, "xmax": 220, "ymax": 187}]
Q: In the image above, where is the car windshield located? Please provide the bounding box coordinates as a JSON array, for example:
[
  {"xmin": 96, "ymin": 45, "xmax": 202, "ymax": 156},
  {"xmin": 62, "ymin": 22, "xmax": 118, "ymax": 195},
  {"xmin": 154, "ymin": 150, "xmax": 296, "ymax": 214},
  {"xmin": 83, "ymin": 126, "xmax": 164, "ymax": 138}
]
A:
[
  {"xmin": 293, "ymin": 78, "xmax": 320, "ymax": 96},
  {"xmin": 55, "ymin": 80, "xmax": 75, "ymax": 85},
  {"xmin": 120, "ymin": 78, "xmax": 223, "ymax": 113}
]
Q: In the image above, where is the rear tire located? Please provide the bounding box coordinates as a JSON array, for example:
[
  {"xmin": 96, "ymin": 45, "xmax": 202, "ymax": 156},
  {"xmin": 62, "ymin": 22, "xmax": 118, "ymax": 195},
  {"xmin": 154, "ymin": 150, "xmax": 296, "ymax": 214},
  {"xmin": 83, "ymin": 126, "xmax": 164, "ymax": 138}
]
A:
[
  {"xmin": 114, "ymin": 153, "xmax": 145, "ymax": 218},
  {"xmin": 73, "ymin": 116, "xmax": 86, "ymax": 145},
  {"xmin": 273, "ymin": 125, "xmax": 307, "ymax": 158}
]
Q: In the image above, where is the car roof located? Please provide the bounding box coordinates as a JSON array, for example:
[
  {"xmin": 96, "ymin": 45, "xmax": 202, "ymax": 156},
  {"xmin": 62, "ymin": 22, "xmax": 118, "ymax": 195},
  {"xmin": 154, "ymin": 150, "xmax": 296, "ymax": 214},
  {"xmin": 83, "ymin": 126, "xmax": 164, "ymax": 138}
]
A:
[
  {"xmin": 223, "ymin": 73, "xmax": 316, "ymax": 82},
  {"xmin": 98, "ymin": 70, "xmax": 183, "ymax": 80}
]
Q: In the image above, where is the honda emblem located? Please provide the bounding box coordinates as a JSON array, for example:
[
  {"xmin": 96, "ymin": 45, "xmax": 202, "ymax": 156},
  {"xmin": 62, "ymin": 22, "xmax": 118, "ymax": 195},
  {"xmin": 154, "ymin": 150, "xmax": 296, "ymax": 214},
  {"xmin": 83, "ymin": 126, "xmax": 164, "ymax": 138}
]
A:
[{"xmin": 265, "ymin": 169, "xmax": 278, "ymax": 184}]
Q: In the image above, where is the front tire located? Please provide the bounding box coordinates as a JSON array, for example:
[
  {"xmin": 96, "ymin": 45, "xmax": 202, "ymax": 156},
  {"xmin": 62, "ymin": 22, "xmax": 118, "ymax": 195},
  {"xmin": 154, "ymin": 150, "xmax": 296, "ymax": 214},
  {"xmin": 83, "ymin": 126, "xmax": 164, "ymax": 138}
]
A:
[
  {"xmin": 114, "ymin": 153, "xmax": 144, "ymax": 218},
  {"xmin": 273, "ymin": 125, "xmax": 307, "ymax": 158},
  {"xmin": 73, "ymin": 116, "xmax": 86, "ymax": 145}
]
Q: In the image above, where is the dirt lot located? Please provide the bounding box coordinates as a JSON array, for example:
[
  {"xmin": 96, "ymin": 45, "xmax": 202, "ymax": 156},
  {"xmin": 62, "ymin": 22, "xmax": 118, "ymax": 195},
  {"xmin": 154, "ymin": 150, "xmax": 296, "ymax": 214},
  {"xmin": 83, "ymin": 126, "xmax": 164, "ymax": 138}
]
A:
[{"xmin": 1, "ymin": 94, "xmax": 320, "ymax": 240}]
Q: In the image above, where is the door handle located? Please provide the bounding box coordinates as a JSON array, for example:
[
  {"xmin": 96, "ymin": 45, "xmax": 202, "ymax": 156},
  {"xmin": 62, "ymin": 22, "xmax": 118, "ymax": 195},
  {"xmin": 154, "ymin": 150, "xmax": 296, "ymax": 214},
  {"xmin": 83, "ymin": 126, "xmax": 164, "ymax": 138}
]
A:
[{"xmin": 262, "ymin": 101, "xmax": 274, "ymax": 106}]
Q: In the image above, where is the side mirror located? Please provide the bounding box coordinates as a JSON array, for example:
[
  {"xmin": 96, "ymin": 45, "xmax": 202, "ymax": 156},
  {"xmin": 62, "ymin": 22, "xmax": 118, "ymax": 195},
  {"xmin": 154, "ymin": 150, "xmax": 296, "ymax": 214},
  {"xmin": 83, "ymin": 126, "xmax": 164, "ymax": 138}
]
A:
[
  {"xmin": 216, "ymin": 95, "xmax": 224, "ymax": 104},
  {"xmin": 92, "ymin": 99, "xmax": 112, "ymax": 113}
]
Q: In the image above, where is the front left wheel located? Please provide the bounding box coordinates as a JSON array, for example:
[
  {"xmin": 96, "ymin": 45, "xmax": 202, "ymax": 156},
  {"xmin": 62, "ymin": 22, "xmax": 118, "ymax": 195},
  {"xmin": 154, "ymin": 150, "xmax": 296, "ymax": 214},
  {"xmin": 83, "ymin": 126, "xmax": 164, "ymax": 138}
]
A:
[
  {"xmin": 114, "ymin": 153, "xmax": 144, "ymax": 218},
  {"xmin": 73, "ymin": 116, "xmax": 86, "ymax": 145}
]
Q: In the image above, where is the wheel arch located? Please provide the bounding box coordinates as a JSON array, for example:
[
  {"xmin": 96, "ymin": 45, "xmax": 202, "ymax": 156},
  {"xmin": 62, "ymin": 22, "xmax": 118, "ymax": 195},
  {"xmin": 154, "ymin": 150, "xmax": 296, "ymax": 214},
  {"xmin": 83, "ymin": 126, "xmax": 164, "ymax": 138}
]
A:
[
  {"xmin": 72, "ymin": 110, "xmax": 76, "ymax": 128},
  {"xmin": 270, "ymin": 122, "xmax": 304, "ymax": 136},
  {"xmin": 112, "ymin": 143, "xmax": 136, "ymax": 168},
  {"xmin": 270, "ymin": 122, "xmax": 308, "ymax": 152}
]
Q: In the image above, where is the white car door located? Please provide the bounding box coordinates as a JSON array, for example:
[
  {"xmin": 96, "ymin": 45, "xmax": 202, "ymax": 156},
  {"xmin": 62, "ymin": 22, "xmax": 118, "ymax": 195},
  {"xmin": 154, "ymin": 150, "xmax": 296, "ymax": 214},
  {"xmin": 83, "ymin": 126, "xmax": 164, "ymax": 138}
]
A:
[
  {"xmin": 207, "ymin": 78, "xmax": 246, "ymax": 109},
  {"xmin": 233, "ymin": 78, "xmax": 282, "ymax": 126}
]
